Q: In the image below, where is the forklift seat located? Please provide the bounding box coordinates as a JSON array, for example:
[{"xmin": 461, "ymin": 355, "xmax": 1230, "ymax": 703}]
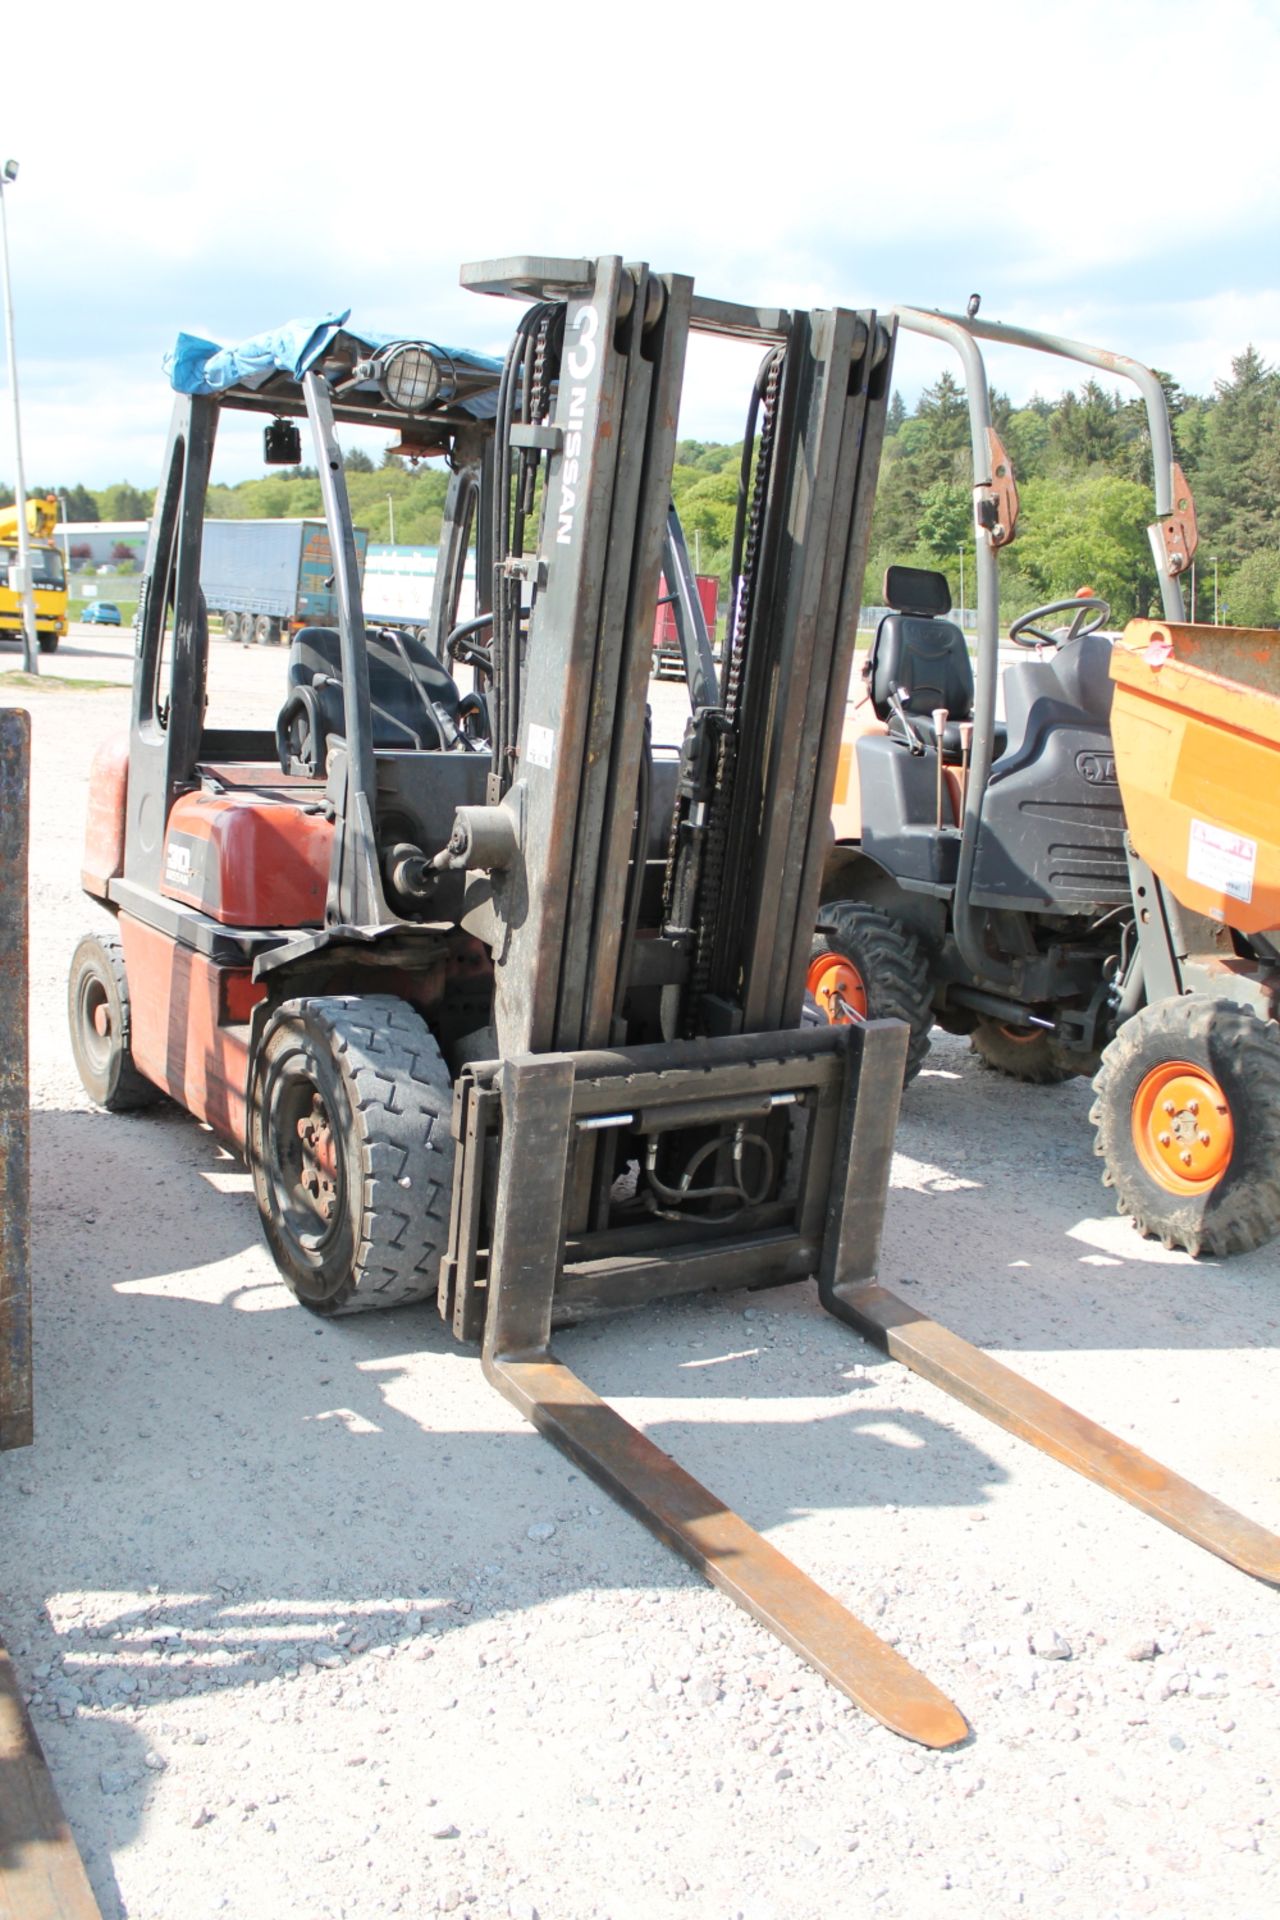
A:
[
  {"xmin": 277, "ymin": 624, "xmax": 465, "ymax": 775},
  {"xmin": 868, "ymin": 565, "xmax": 1005, "ymax": 761}
]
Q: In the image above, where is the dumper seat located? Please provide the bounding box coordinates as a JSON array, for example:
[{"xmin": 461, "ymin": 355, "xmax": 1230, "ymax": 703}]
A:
[{"xmin": 868, "ymin": 565, "xmax": 1004, "ymax": 761}]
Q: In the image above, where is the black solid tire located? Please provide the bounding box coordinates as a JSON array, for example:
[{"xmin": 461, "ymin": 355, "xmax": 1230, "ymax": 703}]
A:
[
  {"xmin": 67, "ymin": 930, "xmax": 162, "ymax": 1111},
  {"xmin": 1090, "ymin": 994, "xmax": 1280, "ymax": 1257},
  {"xmin": 38, "ymin": 632, "xmax": 59, "ymax": 654},
  {"xmin": 248, "ymin": 995, "xmax": 455, "ymax": 1316},
  {"xmin": 810, "ymin": 901, "xmax": 933, "ymax": 1084},
  {"xmin": 970, "ymin": 1015, "xmax": 1077, "ymax": 1084}
]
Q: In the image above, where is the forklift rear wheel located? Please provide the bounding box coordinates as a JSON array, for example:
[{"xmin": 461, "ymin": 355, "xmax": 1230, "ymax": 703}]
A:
[
  {"xmin": 67, "ymin": 930, "xmax": 162, "ymax": 1112},
  {"xmin": 1090, "ymin": 994, "xmax": 1280, "ymax": 1257},
  {"xmin": 808, "ymin": 901, "xmax": 932, "ymax": 1084},
  {"xmin": 249, "ymin": 994, "xmax": 456, "ymax": 1315},
  {"xmin": 970, "ymin": 1017, "xmax": 1076, "ymax": 1084}
]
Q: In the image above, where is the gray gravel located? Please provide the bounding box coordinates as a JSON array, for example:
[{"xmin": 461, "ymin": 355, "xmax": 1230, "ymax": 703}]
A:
[{"xmin": 2, "ymin": 631, "xmax": 1278, "ymax": 1920}]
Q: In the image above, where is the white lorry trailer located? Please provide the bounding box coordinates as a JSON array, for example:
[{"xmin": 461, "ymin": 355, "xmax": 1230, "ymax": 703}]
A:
[{"xmin": 201, "ymin": 518, "xmax": 370, "ymax": 645}]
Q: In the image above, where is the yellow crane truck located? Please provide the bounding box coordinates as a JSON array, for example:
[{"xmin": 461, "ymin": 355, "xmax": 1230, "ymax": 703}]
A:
[{"xmin": 0, "ymin": 494, "xmax": 68, "ymax": 653}]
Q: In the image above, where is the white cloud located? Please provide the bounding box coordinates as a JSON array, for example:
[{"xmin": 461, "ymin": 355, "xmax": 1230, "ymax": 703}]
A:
[{"xmin": 2, "ymin": 0, "xmax": 1275, "ymax": 481}]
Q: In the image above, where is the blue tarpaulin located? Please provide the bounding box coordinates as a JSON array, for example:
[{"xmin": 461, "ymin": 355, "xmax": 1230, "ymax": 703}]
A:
[{"xmin": 164, "ymin": 314, "xmax": 502, "ymax": 417}]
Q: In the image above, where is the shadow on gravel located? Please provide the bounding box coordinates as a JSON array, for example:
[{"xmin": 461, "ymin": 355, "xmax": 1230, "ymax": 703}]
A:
[
  {"xmin": 8, "ymin": 1104, "xmax": 1012, "ymax": 1901},
  {"xmin": 884, "ymin": 1034, "xmax": 1280, "ymax": 1355},
  {"xmin": 9, "ymin": 1061, "xmax": 1278, "ymax": 1907},
  {"xmin": 31, "ymin": 1105, "xmax": 263, "ymax": 1281}
]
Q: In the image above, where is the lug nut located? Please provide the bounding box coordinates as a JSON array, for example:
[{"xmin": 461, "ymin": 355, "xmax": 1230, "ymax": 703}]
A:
[
  {"xmin": 1187, "ymin": 1100, "xmax": 1199, "ymax": 1116},
  {"xmin": 1180, "ymin": 1150, "xmax": 1194, "ymax": 1166},
  {"xmin": 1163, "ymin": 1100, "xmax": 1177, "ymax": 1115},
  {"xmin": 1158, "ymin": 1132, "xmax": 1172, "ymax": 1147},
  {"xmin": 1199, "ymin": 1131, "xmax": 1211, "ymax": 1146}
]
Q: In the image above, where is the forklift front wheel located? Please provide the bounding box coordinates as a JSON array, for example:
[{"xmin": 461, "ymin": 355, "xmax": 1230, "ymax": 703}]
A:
[
  {"xmin": 67, "ymin": 930, "xmax": 162, "ymax": 1112},
  {"xmin": 248, "ymin": 994, "xmax": 456, "ymax": 1315},
  {"xmin": 808, "ymin": 902, "xmax": 932, "ymax": 1084},
  {"xmin": 1090, "ymin": 995, "xmax": 1280, "ymax": 1257}
]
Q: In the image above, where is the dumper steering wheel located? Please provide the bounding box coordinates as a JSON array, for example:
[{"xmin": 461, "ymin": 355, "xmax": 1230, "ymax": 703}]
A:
[{"xmin": 1008, "ymin": 597, "xmax": 1112, "ymax": 649}]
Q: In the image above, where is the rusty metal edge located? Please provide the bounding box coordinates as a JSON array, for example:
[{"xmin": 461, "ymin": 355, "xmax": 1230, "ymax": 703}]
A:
[
  {"xmin": 833, "ymin": 1283, "xmax": 1280, "ymax": 1587},
  {"xmin": 0, "ymin": 707, "xmax": 32, "ymax": 1453},
  {"xmin": 484, "ymin": 1350, "xmax": 969, "ymax": 1750},
  {"xmin": 0, "ymin": 1626, "xmax": 103, "ymax": 1920}
]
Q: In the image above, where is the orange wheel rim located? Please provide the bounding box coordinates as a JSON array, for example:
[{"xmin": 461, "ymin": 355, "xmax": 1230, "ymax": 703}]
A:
[
  {"xmin": 806, "ymin": 952, "xmax": 868, "ymax": 1025},
  {"xmin": 999, "ymin": 1024, "xmax": 1041, "ymax": 1045},
  {"xmin": 1131, "ymin": 1059, "xmax": 1233, "ymax": 1195}
]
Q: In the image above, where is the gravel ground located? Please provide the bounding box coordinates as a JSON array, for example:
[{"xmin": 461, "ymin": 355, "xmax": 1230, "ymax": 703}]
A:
[{"xmin": 2, "ymin": 629, "xmax": 1279, "ymax": 1920}]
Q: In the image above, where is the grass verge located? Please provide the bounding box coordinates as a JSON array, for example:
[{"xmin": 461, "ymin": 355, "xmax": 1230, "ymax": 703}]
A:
[{"xmin": 0, "ymin": 670, "xmax": 121, "ymax": 693}]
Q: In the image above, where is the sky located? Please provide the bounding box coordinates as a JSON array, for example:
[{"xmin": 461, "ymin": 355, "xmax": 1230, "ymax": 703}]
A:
[{"xmin": 3, "ymin": 0, "xmax": 1278, "ymax": 489}]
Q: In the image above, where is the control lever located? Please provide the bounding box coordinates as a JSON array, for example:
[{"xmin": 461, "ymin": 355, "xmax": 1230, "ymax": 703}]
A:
[
  {"xmin": 888, "ymin": 687, "xmax": 926, "ymax": 755},
  {"xmin": 957, "ymin": 721, "xmax": 974, "ymax": 819},
  {"xmin": 933, "ymin": 706, "xmax": 948, "ymax": 826}
]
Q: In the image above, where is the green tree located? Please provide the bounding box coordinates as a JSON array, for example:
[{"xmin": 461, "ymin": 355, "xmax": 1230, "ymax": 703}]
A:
[
  {"xmin": 914, "ymin": 371, "xmax": 969, "ymax": 456},
  {"xmin": 916, "ymin": 481, "xmax": 970, "ymax": 562},
  {"xmin": 61, "ymin": 483, "xmax": 98, "ymax": 522},
  {"xmin": 1194, "ymin": 347, "xmax": 1280, "ymax": 569},
  {"xmin": 1011, "ymin": 472, "xmax": 1157, "ymax": 622},
  {"xmin": 1049, "ymin": 381, "xmax": 1121, "ymax": 470},
  {"xmin": 1224, "ymin": 549, "xmax": 1280, "ymax": 627},
  {"xmin": 674, "ymin": 440, "xmax": 736, "ymax": 474},
  {"xmin": 1002, "ymin": 404, "xmax": 1051, "ymax": 476},
  {"xmin": 672, "ymin": 465, "xmax": 739, "ymax": 554},
  {"xmin": 98, "ymin": 481, "xmax": 151, "ymax": 521}
]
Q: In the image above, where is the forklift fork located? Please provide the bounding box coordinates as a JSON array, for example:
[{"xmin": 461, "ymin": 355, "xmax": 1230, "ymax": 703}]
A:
[
  {"xmin": 464, "ymin": 1022, "xmax": 1279, "ymax": 1751},
  {"xmin": 826, "ymin": 1283, "xmax": 1280, "ymax": 1586},
  {"xmin": 476, "ymin": 1031, "xmax": 969, "ymax": 1749}
]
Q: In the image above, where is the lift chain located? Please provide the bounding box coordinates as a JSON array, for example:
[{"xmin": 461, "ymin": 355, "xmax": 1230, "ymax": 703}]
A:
[{"xmin": 683, "ymin": 349, "xmax": 783, "ymax": 1025}]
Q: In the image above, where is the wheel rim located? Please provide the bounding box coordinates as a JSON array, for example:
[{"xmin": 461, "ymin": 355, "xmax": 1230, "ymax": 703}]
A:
[
  {"xmin": 806, "ymin": 951, "xmax": 868, "ymax": 1025},
  {"xmin": 998, "ymin": 1023, "xmax": 1041, "ymax": 1046},
  {"xmin": 1131, "ymin": 1059, "xmax": 1234, "ymax": 1195},
  {"xmin": 77, "ymin": 972, "xmax": 113, "ymax": 1075},
  {"xmin": 268, "ymin": 1068, "xmax": 347, "ymax": 1261}
]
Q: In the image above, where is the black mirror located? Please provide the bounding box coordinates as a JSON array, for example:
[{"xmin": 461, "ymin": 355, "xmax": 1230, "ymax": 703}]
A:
[{"xmin": 264, "ymin": 418, "xmax": 302, "ymax": 466}]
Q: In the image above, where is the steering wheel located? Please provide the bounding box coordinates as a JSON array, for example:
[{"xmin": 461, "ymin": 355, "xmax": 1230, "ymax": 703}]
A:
[{"xmin": 1008, "ymin": 596, "xmax": 1111, "ymax": 649}]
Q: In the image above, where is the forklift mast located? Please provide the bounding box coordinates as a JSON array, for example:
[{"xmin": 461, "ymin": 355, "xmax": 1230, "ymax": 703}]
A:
[{"xmin": 452, "ymin": 256, "xmax": 894, "ymax": 1062}]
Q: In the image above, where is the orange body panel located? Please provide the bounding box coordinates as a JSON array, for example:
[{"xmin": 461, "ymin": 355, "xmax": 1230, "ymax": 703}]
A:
[
  {"xmin": 1110, "ymin": 622, "xmax": 1280, "ymax": 935},
  {"xmin": 829, "ymin": 690, "xmax": 886, "ymax": 843},
  {"xmin": 828, "ymin": 692, "xmax": 962, "ymax": 843},
  {"xmin": 82, "ymin": 734, "xmax": 129, "ymax": 897},
  {"xmin": 118, "ymin": 915, "xmax": 259, "ymax": 1146},
  {"xmin": 161, "ymin": 785, "xmax": 333, "ymax": 928}
]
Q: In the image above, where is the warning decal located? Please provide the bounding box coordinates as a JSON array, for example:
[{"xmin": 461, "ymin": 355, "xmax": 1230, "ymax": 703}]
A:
[
  {"xmin": 1186, "ymin": 817, "xmax": 1257, "ymax": 905},
  {"xmin": 526, "ymin": 723, "xmax": 555, "ymax": 771}
]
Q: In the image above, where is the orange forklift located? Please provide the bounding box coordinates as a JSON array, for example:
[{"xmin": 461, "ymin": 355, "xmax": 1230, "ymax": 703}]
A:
[{"xmin": 68, "ymin": 258, "xmax": 1280, "ymax": 1749}]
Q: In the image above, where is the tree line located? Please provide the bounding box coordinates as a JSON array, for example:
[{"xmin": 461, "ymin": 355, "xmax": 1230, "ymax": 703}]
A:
[
  {"xmin": 674, "ymin": 347, "xmax": 1280, "ymax": 627},
  {"xmin": 7, "ymin": 346, "xmax": 1278, "ymax": 625}
]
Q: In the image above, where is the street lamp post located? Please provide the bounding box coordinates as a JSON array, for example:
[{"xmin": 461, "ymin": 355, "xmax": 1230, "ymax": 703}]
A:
[
  {"xmin": 958, "ymin": 544, "xmax": 966, "ymax": 631},
  {"xmin": 386, "ymin": 493, "xmax": 396, "ymax": 544},
  {"xmin": 0, "ymin": 159, "xmax": 38, "ymax": 674},
  {"xmin": 1211, "ymin": 554, "xmax": 1219, "ymax": 626}
]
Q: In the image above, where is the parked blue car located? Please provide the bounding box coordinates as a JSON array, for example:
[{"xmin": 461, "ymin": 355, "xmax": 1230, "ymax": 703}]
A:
[{"xmin": 81, "ymin": 601, "xmax": 122, "ymax": 625}]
